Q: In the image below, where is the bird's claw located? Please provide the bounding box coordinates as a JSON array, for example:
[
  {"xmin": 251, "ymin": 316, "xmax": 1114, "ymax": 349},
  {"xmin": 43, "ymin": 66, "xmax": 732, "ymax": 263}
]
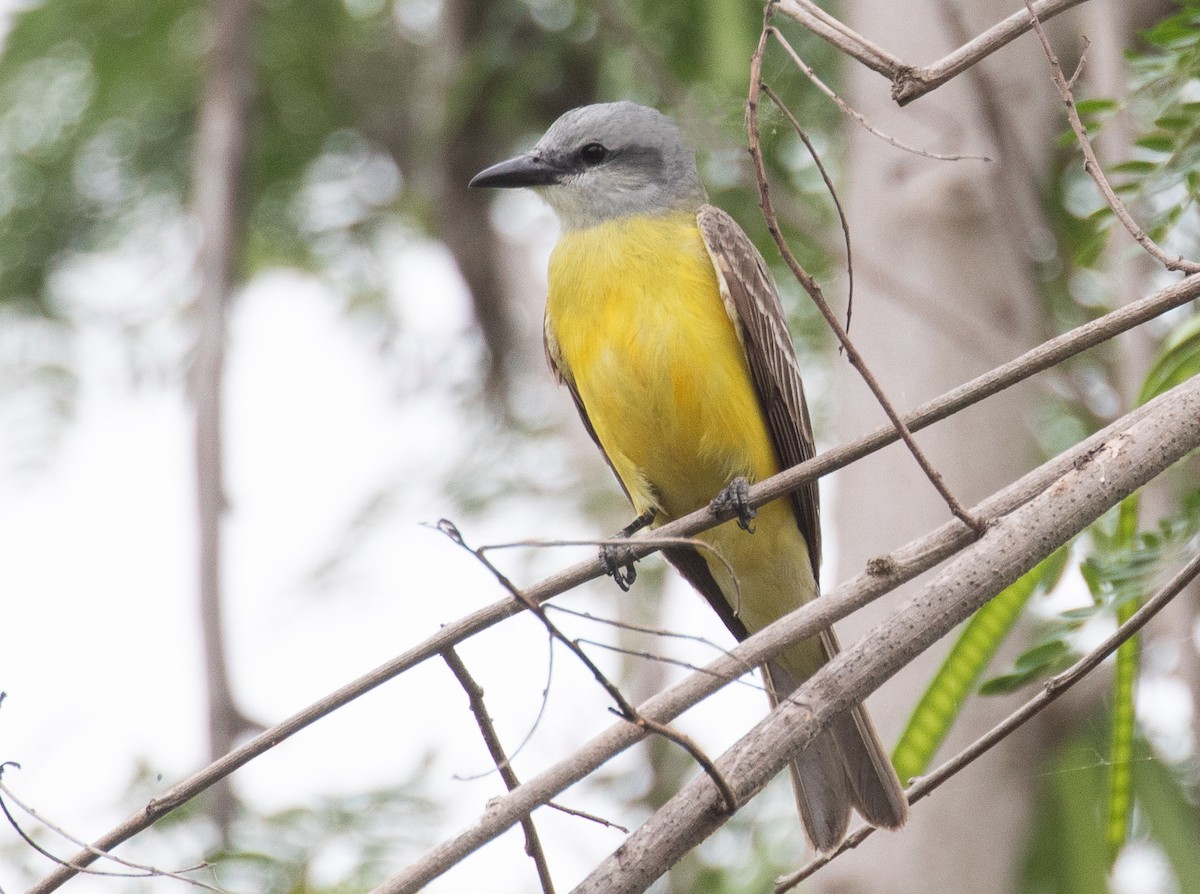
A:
[
  {"xmin": 713, "ymin": 477, "xmax": 756, "ymax": 532},
  {"xmin": 600, "ymin": 509, "xmax": 655, "ymax": 591},
  {"xmin": 600, "ymin": 542, "xmax": 639, "ymax": 591}
]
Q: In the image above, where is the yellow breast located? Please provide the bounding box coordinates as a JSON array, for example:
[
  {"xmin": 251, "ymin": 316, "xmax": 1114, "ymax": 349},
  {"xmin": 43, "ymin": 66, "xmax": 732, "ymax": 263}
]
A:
[{"xmin": 546, "ymin": 212, "xmax": 780, "ymax": 521}]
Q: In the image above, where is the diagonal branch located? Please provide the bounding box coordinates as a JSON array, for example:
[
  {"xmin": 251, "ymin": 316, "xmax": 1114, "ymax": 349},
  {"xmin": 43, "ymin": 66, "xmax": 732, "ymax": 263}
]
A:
[
  {"xmin": 442, "ymin": 648, "xmax": 556, "ymax": 894},
  {"xmin": 371, "ymin": 372, "xmax": 1200, "ymax": 894},
  {"xmin": 27, "ymin": 271, "xmax": 1200, "ymax": 894},
  {"xmin": 567, "ymin": 373, "xmax": 1200, "ymax": 894}
]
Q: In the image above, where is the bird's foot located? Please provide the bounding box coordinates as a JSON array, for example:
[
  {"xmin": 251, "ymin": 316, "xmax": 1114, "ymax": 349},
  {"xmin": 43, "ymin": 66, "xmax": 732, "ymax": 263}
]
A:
[
  {"xmin": 600, "ymin": 543, "xmax": 638, "ymax": 591},
  {"xmin": 712, "ymin": 477, "xmax": 756, "ymax": 532},
  {"xmin": 599, "ymin": 509, "xmax": 655, "ymax": 592}
]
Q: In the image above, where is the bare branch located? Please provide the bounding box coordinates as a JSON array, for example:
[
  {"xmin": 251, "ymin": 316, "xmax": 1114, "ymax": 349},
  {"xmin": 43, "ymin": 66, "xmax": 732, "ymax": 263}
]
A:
[
  {"xmin": 442, "ymin": 648, "xmax": 555, "ymax": 894},
  {"xmin": 774, "ymin": 0, "xmax": 1093, "ymax": 106},
  {"xmin": 568, "ymin": 375, "xmax": 1200, "ymax": 894},
  {"xmin": 371, "ymin": 373, "xmax": 1200, "ymax": 894},
  {"xmin": 759, "ymin": 82, "xmax": 857, "ymax": 330},
  {"xmin": 773, "ymin": 0, "xmax": 905, "ymax": 79},
  {"xmin": 1022, "ymin": 0, "xmax": 1200, "ymax": 274},
  {"xmin": 777, "ymin": 547, "xmax": 1200, "ymax": 890},
  {"xmin": 546, "ymin": 802, "xmax": 629, "ymax": 834},
  {"xmin": 28, "ymin": 271, "xmax": 1200, "ymax": 894},
  {"xmin": 749, "ymin": 22, "xmax": 986, "ymax": 533}
]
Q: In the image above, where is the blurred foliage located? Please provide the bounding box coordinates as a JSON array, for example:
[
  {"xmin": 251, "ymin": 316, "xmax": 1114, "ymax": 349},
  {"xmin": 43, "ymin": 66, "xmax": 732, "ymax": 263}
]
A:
[
  {"xmin": 211, "ymin": 779, "xmax": 440, "ymax": 893},
  {"xmin": 1035, "ymin": 0, "xmax": 1200, "ymax": 456},
  {"xmin": 1021, "ymin": 729, "xmax": 1200, "ymax": 894},
  {"xmin": 898, "ymin": 323, "xmax": 1200, "ymax": 888}
]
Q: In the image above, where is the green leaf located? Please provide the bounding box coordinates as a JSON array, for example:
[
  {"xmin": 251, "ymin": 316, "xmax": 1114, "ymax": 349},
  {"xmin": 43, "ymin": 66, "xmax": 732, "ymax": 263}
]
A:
[
  {"xmin": 891, "ymin": 552, "xmax": 1062, "ymax": 782},
  {"xmin": 978, "ymin": 669, "xmax": 1039, "ymax": 695},
  {"xmin": 1075, "ymin": 98, "xmax": 1119, "ymax": 116},
  {"xmin": 1153, "ymin": 114, "xmax": 1190, "ymax": 131},
  {"xmin": 1138, "ymin": 313, "xmax": 1200, "ymax": 405},
  {"xmin": 1135, "ymin": 133, "xmax": 1175, "ymax": 153},
  {"xmin": 1013, "ymin": 638, "xmax": 1071, "ymax": 673},
  {"xmin": 1109, "ymin": 159, "xmax": 1158, "ymax": 176}
]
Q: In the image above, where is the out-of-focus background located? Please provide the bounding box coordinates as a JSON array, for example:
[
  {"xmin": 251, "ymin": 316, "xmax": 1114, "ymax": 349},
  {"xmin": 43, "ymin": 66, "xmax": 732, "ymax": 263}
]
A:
[{"xmin": 1, "ymin": 0, "xmax": 1198, "ymax": 892}]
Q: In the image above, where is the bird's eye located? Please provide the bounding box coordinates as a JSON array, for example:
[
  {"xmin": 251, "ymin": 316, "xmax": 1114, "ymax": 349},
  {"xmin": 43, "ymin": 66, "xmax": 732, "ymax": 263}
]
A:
[{"xmin": 578, "ymin": 142, "xmax": 608, "ymax": 166}]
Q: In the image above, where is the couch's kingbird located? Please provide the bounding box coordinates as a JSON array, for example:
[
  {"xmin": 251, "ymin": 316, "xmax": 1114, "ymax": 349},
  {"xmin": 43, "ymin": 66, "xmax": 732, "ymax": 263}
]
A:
[{"xmin": 470, "ymin": 101, "xmax": 907, "ymax": 851}]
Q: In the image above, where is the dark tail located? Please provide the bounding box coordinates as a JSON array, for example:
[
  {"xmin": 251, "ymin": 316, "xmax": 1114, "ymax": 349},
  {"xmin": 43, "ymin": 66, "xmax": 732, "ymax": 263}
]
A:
[{"xmin": 764, "ymin": 633, "xmax": 908, "ymax": 851}]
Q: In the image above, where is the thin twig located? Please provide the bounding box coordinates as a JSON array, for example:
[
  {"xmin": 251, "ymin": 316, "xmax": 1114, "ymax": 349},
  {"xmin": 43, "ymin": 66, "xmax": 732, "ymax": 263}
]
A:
[
  {"xmin": 760, "ymin": 82, "xmax": 856, "ymax": 330},
  {"xmin": 773, "ymin": 0, "xmax": 904, "ymax": 78},
  {"xmin": 451, "ymin": 630, "xmax": 554, "ymax": 783},
  {"xmin": 768, "ymin": 28, "xmax": 990, "ymax": 163},
  {"xmin": 0, "ymin": 775, "xmax": 220, "ymax": 891},
  {"xmin": 574, "ymin": 637, "xmax": 765, "ymax": 694},
  {"xmin": 442, "ymin": 648, "xmax": 555, "ymax": 894},
  {"xmin": 749, "ymin": 19, "xmax": 987, "ymax": 533},
  {"xmin": 436, "ymin": 521, "xmax": 737, "ymax": 815},
  {"xmin": 628, "ymin": 714, "xmax": 738, "ymax": 815},
  {"xmin": 28, "ymin": 270, "xmax": 1200, "ymax": 893},
  {"xmin": 546, "ymin": 801, "xmax": 630, "ymax": 834},
  {"xmin": 1022, "ymin": 0, "xmax": 1200, "ymax": 274},
  {"xmin": 776, "ymin": 547, "xmax": 1200, "ymax": 890}
]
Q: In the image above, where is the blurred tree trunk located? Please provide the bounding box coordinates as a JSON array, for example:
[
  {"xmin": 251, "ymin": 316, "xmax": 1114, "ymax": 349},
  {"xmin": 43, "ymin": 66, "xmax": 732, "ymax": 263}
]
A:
[
  {"xmin": 192, "ymin": 0, "xmax": 258, "ymax": 843},
  {"xmin": 823, "ymin": 1, "xmax": 1077, "ymax": 889}
]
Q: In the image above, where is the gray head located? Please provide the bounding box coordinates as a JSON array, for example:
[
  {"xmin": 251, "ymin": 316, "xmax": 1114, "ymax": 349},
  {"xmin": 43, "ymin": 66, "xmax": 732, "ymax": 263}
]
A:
[{"xmin": 469, "ymin": 101, "xmax": 708, "ymax": 229}]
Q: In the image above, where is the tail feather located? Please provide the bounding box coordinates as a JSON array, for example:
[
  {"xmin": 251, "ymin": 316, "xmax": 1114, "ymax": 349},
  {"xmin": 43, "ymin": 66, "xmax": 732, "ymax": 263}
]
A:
[
  {"xmin": 787, "ymin": 727, "xmax": 852, "ymax": 852},
  {"xmin": 832, "ymin": 705, "xmax": 909, "ymax": 830},
  {"xmin": 765, "ymin": 640, "xmax": 908, "ymax": 851}
]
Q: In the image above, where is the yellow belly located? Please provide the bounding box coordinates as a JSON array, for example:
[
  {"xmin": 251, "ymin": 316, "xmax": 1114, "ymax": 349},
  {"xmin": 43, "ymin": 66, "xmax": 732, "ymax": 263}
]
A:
[
  {"xmin": 546, "ymin": 212, "xmax": 821, "ymax": 676},
  {"xmin": 547, "ymin": 213, "xmax": 778, "ymax": 518}
]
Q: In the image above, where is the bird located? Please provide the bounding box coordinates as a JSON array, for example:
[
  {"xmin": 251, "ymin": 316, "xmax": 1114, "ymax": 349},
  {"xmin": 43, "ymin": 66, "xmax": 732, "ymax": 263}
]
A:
[{"xmin": 469, "ymin": 100, "xmax": 907, "ymax": 852}]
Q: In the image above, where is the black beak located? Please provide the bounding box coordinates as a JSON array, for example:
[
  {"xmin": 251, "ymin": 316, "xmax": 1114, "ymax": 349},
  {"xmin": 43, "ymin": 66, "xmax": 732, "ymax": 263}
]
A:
[{"xmin": 469, "ymin": 152, "xmax": 564, "ymax": 189}]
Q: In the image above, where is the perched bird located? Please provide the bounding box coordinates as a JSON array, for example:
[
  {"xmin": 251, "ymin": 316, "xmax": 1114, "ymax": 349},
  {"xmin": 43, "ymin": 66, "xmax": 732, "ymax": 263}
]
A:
[{"xmin": 470, "ymin": 101, "xmax": 907, "ymax": 851}]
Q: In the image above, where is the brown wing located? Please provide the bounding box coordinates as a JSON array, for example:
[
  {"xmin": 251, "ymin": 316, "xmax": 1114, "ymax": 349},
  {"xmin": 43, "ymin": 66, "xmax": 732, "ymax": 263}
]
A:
[{"xmin": 696, "ymin": 204, "xmax": 821, "ymax": 580}]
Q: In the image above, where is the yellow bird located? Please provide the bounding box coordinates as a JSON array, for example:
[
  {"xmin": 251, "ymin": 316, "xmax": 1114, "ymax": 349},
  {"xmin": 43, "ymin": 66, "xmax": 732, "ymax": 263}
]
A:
[{"xmin": 471, "ymin": 101, "xmax": 907, "ymax": 851}]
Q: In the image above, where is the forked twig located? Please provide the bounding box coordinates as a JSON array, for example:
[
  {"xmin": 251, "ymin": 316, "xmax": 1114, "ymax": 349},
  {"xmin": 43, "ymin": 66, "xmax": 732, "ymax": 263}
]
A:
[
  {"xmin": 1022, "ymin": 0, "xmax": 1200, "ymax": 274},
  {"xmin": 773, "ymin": 0, "xmax": 1093, "ymax": 106},
  {"xmin": 442, "ymin": 647, "xmax": 556, "ymax": 894},
  {"xmin": 776, "ymin": 547, "xmax": 1200, "ymax": 890},
  {"xmin": 749, "ymin": 20, "xmax": 987, "ymax": 534},
  {"xmin": 435, "ymin": 521, "xmax": 738, "ymax": 816}
]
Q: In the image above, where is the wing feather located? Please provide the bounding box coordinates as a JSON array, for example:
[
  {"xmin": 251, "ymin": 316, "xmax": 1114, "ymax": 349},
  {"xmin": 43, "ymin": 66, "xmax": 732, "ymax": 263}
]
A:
[{"xmin": 696, "ymin": 204, "xmax": 822, "ymax": 579}]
